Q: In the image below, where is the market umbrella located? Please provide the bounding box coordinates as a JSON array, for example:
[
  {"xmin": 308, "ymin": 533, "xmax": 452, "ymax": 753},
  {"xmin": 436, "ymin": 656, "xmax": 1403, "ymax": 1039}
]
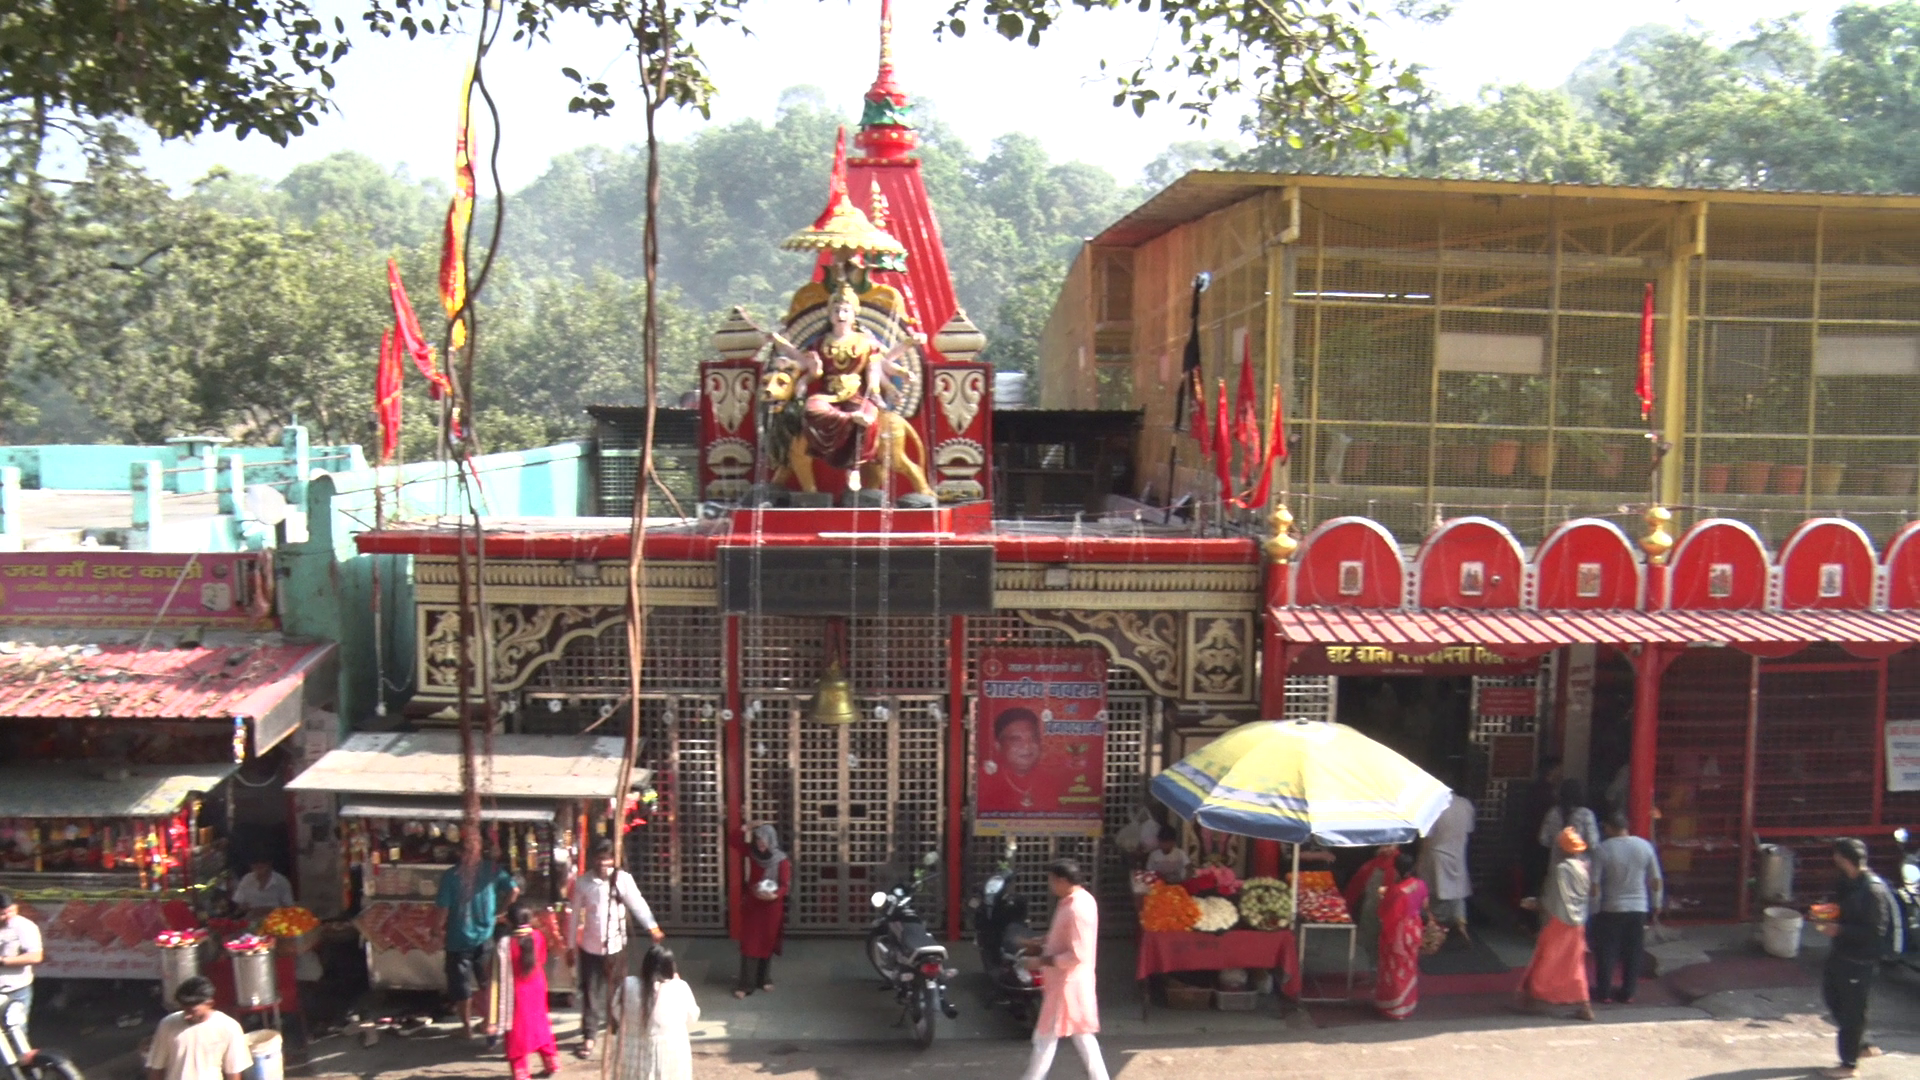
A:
[{"xmin": 1150, "ymin": 720, "xmax": 1451, "ymax": 846}]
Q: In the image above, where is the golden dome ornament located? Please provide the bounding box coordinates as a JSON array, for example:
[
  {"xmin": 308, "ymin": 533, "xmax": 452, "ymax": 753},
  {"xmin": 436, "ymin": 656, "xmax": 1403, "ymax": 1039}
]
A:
[
  {"xmin": 1263, "ymin": 502, "xmax": 1299, "ymax": 564},
  {"xmin": 1641, "ymin": 505, "xmax": 1675, "ymax": 566},
  {"xmin": 782, "ymin": 128, "xmax": 907, "ymax": 260}
]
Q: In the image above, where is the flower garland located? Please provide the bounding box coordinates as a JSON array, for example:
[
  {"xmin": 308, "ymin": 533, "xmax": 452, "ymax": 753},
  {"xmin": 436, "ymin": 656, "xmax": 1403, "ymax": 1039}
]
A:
[
  {"xmin": 1193, "ymin": 895, "xmax": 1239, "ymax": 933},
  {"xmin": 1140, "ymin": 882, "xmax": 1202, "ymax": 932},
  {"xmin": 1181, "ymin": 863, "xmax": 1242, "ymax": 898},
  {"xmin": 1236, "ymin": 877, "xmax": 1292, "ymax": 931}
]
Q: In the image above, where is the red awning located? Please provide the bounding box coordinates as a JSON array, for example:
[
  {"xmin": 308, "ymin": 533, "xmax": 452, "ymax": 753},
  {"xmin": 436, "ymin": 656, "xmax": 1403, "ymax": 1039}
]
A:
[
  {"xmin": 0, "ymin": 642, "xmax": 336, "ymax": 754},
  {"xmin": 1270, "ymin": 606, "xmax": 1920, "ymax": 655}
]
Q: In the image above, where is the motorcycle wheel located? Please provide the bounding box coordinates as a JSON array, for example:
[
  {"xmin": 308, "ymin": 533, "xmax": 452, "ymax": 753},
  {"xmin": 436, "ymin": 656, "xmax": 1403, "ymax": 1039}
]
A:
[
  {"xmin": 865, "ymin": 928, "xmax": 893, "ymax": 983},
  {"xmin": 911, "ymin": 981, "xmax": 937, "ymax": 1049}
]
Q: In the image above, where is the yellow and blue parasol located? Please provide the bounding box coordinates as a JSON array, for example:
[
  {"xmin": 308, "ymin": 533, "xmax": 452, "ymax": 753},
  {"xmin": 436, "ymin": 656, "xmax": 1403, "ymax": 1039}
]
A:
[{"xmin": 1150, "ymin": 720, "xmax": 1451, "ymax": 846}]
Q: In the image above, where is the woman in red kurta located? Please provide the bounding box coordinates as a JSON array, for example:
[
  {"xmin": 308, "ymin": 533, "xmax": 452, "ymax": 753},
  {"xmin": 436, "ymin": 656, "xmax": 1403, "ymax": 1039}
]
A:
[
  {"xmin": 730, "ymin": 823, "xmax": 791, "ymax": 998},
  {"xmin": 1019, "ymin": 859, "xmax": 1109, "ymax": 1080}
]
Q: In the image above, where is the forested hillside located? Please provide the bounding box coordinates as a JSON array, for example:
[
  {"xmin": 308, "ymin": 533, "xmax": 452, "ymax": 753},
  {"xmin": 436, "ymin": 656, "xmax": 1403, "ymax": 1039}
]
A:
[{"xmin": 11, "ymin": 6, "xmax": 1920, "ymax": 456}]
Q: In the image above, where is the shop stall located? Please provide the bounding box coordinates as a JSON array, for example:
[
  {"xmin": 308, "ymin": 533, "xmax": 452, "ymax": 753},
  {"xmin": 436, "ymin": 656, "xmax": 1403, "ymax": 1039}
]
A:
[
  {"xmin": 0, "ymin": 762, "xmax": 233, "ymax": 980},
  {"xmin": 1132, "ymin": 864, "xmax": 1312, "ymax": 1017},
  {"xmin": 287, "ymin": 732, "xmax": 648, "ymax": 994}
]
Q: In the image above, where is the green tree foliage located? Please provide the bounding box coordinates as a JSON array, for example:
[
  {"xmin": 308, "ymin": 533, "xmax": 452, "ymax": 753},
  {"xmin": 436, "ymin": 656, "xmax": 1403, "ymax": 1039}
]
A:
[{"xmin": 1237, "ymin": 5, "xmax": 1920, "ymax": 194}]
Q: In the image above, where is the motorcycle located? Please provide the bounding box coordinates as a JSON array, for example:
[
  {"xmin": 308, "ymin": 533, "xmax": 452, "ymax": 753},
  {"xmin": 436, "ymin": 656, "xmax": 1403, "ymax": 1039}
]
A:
[
  {"xmin": 0, "ymin": 995, "xmax": 82, "ymax": 1080},
  {"xmin": 970, "ymin": 838, "xmax": 1044, "ymax": 1025},
  {"xmin": 866, "ymin": 851, "xmax": 959, "ymax": 1048},
  {"xmin": 1890, "ymin": 827, "xmax": 1920, "ymax": 972}
]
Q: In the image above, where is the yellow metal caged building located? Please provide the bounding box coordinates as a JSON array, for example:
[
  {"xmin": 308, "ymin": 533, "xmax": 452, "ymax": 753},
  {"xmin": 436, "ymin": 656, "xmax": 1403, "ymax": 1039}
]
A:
[{"xmin": 1040, "ymin": 172, "xmax": 1920, "ymax": 547}]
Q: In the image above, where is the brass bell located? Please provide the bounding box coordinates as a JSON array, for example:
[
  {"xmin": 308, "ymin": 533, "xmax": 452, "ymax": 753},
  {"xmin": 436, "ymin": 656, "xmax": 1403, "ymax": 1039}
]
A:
[{"xmin": 811, "ymin": 661, "xmax": 859, "ymax": 725}]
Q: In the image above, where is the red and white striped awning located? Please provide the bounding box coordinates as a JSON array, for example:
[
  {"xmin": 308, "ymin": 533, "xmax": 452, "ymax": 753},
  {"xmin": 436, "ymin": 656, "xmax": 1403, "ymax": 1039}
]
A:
[{"xmin": 1270, "ymin": 606, "xmax": 1920, "ymax": 653}]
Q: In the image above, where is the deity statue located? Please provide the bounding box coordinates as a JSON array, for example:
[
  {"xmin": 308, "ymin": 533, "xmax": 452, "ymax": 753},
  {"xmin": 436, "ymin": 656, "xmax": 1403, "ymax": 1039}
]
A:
[{"xmin": 764, "ymin": 280, "xmax": 933, "ymax": 495}]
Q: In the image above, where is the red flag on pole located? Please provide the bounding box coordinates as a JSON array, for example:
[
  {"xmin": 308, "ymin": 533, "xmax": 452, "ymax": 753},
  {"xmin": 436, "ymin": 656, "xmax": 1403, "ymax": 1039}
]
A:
[
  {"xmin": 1240, "ymin": 385, "xmax": 1288, "ymax": 507},
  {"xmin": 1636, "ymin": 282, "xmax": 1656, "ymax": 421},
  {"xmin": 388, "ymin": 259, "xmax": 454, "ymax": 402},
  {"xmin": 1233, "ymin": 333, "xmax": 1260, "ymax": 456},
  {"xmin": 1189, "ymin": 370, "xmax": 1212, "ymax": 458},
  {"xmin": 376, "ymin": 327, "xmax": 402, "ymax": 464},
  {"xmin": 1212, "ymin": 378, "xmax": 1233, "ymax": 504}
]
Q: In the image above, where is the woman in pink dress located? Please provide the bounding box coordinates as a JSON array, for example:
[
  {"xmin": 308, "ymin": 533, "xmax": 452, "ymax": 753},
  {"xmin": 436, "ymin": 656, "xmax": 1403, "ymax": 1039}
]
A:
[
  {"xmin": 1374, "ymin": 851, "xmax": 1429, "ymax": 1019},
  {"xmin": 495, "ymin": 905, "xmax": 558, "ymax": 1080},
  {"xmin": 1019, "ymin": 859, "xmax": 1109, "ymax": 1080}
]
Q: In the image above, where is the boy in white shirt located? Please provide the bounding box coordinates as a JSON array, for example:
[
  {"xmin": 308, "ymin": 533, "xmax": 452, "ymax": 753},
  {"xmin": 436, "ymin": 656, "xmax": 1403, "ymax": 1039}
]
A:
[
  {"xmin": 145, "ymin": 977, "xmax": 251, "ymax": 1080},
  {"xmin": 1144, "ymin": 825, "xmax": 1190, "ymax": 883}
]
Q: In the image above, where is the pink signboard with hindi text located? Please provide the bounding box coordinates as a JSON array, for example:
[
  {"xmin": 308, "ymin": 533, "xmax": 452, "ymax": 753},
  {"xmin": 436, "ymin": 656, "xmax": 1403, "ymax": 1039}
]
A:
[{"xmin": 0, "ymin": 553, "xmax": 273, "ymax": 628}]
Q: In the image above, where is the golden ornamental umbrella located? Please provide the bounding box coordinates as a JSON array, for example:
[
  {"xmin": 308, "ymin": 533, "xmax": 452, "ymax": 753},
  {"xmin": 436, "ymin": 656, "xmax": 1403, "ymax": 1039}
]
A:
[{"xmin": 781, "ymin": 127, "xmax": 906, "ymax": 259}]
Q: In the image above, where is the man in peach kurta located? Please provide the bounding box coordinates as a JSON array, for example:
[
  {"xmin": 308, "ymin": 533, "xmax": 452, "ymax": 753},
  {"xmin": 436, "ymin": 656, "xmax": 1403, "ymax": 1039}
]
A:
[{"xmin": 1020, "ymin": 859, "xmax": 1109, "ymax": 1080}]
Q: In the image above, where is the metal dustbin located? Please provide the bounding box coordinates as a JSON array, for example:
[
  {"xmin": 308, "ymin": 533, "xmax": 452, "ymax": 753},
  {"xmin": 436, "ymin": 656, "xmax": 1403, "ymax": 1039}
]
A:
[
  {"xmin": 157, "ymin": 942, "xmax": 202, "ymax": 1006},
  {"xmin": 230, "ymin": 948, "xmax": 280, "ymax": 1008},
  {"xmin": 1757, "ymin": 844, "xmax": 1796, "ymax": 905}
]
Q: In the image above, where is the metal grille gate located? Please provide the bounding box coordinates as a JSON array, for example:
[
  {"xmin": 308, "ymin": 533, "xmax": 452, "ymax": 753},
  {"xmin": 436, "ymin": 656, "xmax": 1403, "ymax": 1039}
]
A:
[
  {"xmin": 520, "ymin": 610, "xmax": 727, "ymax": 933},
  {"xmin": 1468, "ymin": 655, "xmax": 1555, "ymax": 893},
  {"xmin": 741, "ymin": 615, "xmax": 950, "ymax": 934},
  {"xmin": 963, "ymin": 616, "xmax": 1159, "ymax": 930}
]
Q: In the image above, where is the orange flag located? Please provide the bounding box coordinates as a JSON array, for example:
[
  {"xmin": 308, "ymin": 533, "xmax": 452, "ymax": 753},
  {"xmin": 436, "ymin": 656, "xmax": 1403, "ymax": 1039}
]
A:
[
  {"xmin": 1238, "ymin": 385, "xmax": 1287, "ymax": 507},
  {"xmin": 440, "ymin": 65, "xmax": 476, "ymax": 352},
  {"xmin": 376, "ymin": 328, "xmax": 402, "ymax": 464}
]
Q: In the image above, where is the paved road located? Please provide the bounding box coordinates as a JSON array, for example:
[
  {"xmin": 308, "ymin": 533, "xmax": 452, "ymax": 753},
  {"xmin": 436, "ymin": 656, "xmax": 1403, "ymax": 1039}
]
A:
[{"xmin": 260, "ymin": 984, "xmax": 1918, "ymax": 1080}]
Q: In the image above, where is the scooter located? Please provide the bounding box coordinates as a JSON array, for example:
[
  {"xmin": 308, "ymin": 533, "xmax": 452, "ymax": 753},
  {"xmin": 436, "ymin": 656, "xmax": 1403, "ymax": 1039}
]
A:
[
  {"xmin": 971, "ymin": 838, "xmax": 1044, "ymax": 1026},
  {"xmin": 866, "ymin": 850, "xmax": 959, "ymax": 1048},
  {"xmin": 0, "ymin": 995, "xmax": 82, "ymax": 1080},
  {"xmin": 1889, "ymin": 827, "xmax": 1920, "ymax": 972}
]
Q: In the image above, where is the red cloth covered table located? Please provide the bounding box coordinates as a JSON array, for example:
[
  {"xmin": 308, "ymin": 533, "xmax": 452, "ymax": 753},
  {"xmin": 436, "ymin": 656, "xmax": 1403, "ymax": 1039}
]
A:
[{"xmin": 1135, "ymin": 929, "xmax": 1298, "ymax": 1016}]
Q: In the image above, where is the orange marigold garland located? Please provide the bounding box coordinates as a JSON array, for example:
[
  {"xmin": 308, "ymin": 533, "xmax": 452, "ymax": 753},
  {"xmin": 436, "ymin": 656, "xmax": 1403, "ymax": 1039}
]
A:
[{"xmin": 1140, "ymin": 882, "xmax": 1202, "ymax": 932}]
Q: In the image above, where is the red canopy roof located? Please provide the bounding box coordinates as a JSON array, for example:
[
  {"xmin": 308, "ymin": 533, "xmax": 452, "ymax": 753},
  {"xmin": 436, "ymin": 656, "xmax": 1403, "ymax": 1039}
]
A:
[
  {"xmin": 0, "ymin": 642, "xmax": 335, "ymax": 720},
  {"xmin": 1270, "ymin": 606, "xmax": 1920, "ymax": 654}
]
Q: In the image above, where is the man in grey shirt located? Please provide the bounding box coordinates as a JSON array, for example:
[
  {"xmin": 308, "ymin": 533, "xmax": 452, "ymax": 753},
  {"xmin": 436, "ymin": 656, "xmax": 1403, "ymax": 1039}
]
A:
[{"xmin": 1590, "ymin": 811, "xmax": 1663, "ymax": 1003}]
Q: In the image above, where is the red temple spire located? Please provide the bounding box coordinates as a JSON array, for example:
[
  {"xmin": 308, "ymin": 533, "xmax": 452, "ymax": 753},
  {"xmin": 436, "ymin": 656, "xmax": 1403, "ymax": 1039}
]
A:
[{"xmin": 855, "ymin": 0, "xmax": 917, "ymax": 161}]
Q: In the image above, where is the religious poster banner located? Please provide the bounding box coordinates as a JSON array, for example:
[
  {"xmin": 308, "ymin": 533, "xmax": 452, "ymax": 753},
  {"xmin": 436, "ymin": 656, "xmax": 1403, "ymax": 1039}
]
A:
[
  {"xmin": 1887, "ymin": 720, "xmax": 1920, "ymax": 792},
  {"xmin": 974, "ymin": 647, "xmax": 1107, "ymax": 837}
]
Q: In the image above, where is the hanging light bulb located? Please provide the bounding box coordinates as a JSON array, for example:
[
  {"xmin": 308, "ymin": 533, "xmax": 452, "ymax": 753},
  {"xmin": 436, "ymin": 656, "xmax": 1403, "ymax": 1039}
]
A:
[{"xmin": 812, "ymin": 661, "xmax": 859, "ymax": 725}]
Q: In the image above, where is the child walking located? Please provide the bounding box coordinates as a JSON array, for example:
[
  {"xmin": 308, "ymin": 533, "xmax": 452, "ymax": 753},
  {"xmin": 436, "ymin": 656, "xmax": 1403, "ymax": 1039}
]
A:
[
  {"xmin": 496, "ymin": 905, "xmax": 559, "ymax": 1080},
  {"xmin": 638, "ymin": 945, "xmax": 701, "ymax": 1080}
]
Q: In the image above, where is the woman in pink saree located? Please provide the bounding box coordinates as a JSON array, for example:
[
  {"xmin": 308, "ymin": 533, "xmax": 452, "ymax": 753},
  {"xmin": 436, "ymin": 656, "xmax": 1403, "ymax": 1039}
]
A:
[
  {"xmin": 495, "ymin": 905, "xmax": 558, "ymax": 1080},
  {"xmin": 1374, "ymin": 851, "xmax": 1428, "ymax": 1019}
]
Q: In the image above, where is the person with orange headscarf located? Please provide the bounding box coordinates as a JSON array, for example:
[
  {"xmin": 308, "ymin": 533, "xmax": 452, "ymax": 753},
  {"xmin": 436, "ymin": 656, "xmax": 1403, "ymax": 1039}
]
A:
[{"xmin": 1516, "ymin": 827, "xmax": 1595, "ymax": 1021}]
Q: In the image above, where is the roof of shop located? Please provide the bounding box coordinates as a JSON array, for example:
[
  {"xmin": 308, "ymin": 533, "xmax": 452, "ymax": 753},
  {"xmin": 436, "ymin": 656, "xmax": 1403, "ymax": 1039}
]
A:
[
  {"xmin": 0, "ymin": 640, "xmax": 336, "ymax": 720},
  {"xmin": 287, "ymin": 732, "xmax": 646, "ymax": 801},
  {"xmin": 1095, "ymin": 171, "xmax": 1920, "ymax": 248},
  {"xmin": 0, "ymin": 761, "xmax": 238, "ymax": 818},
  {"xmin": 1271, "ymin": 606, "xmax": 1920, "ymax": 649}
]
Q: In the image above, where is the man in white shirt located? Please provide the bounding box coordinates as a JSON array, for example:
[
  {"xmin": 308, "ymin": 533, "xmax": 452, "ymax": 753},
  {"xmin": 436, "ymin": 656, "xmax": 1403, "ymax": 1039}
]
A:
[
  {"xmin": 145, "ymin": 977, "xmax": 252, "ymax": 1080},
  {"xmin": 0, "ymin": 891, "xmax": 45, "ymax": 1031},
  {"xmin": 564, "ymin": 841, "xmax": 662, "ymax": 1058},
  {"xmin": 231, "ymin": 859, "xmax": 296, "ymax": 917},
  {"xmin": 1419, "ymin": 791, "xmax": 1476, "ymax": 944}
]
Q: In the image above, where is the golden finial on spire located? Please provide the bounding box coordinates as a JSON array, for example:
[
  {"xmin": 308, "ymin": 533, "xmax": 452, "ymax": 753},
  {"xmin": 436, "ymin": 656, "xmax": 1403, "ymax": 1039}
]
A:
[
  {"xmin": 869, "ymin": 179, "xmax": 890, "ymax": 230},
  {"xmin": 1264, "ymin": 502, "xmax": 1299, "ymax": 564},
  {"xmin": 878, "ymin": 0, "xmax": 894, "ymax": 70},
  {"xmin": 1641, "ymin": 505, "xmax": 1675, "ymax": 566}
]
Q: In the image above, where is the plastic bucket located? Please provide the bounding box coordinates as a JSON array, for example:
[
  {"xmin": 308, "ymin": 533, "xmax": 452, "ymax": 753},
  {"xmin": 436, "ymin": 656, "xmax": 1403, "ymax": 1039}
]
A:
[
  {"xmin": 1761, "ymin": 906, "xmax": 1804, "ymax": 958},
  {"xmin": 157, "ymin": 944, "xmax": 201, "ymax": 1006},
  {"xmin": 244, "ymin": 1029, "xmax": 283, "ymax": 1080},
  {"xmin": 231, "ymin": 949, "xmax": 280, "ymax": 1007}
]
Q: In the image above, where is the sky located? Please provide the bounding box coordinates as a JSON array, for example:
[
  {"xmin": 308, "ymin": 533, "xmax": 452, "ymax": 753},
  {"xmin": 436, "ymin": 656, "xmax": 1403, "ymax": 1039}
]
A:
[{"xmin": 133, "ymin": 0, "xmax": 1852, "ymax": 194}]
